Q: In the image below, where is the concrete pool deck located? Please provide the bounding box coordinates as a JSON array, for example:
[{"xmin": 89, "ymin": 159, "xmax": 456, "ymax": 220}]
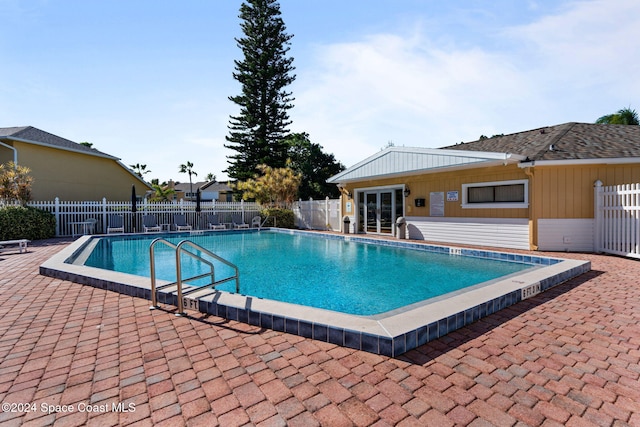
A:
[{"xmin": 0, "ymin": 238, "xmax": 639, "ymax": 426}]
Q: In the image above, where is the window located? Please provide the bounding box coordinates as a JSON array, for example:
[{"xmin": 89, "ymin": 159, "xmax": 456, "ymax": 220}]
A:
[{"xmin": 462, "ymin": 179, "xmax": 528, "ymax": 209}]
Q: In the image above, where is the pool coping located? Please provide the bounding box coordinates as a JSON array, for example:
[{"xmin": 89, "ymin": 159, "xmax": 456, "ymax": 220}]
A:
[{"xmin": 40, "ymin": 228, "xmax": 591, "ymax": 357}]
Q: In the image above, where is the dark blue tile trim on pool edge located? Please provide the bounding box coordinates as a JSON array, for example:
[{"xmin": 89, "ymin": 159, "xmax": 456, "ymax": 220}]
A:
[{"xmin": 40, "ymin": 255, "xmax": 590, "ymax": 357}]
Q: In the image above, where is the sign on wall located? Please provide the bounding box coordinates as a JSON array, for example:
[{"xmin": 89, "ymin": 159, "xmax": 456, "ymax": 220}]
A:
[
  {"xmin": 430, "ymin": 192, "xmax": 445, "ymax": 216},
  {"xmin": 447, "ymin": 191, "xmax": 459, "ymax": 202}
]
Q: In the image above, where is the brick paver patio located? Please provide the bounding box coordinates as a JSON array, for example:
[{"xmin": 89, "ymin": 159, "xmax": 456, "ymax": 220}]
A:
[{"xmin": 0, "ymin": 238, "xmax": 639, "ymax": 426}]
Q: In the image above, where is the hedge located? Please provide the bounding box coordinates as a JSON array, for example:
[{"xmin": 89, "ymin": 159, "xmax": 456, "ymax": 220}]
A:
[
  {"xmin": 260, "ymin": 207, "xmax": 295, "ymax": 229},
  {"xmin": 0, "ymin": 206, "xmax": 56, "ymax": 240}
]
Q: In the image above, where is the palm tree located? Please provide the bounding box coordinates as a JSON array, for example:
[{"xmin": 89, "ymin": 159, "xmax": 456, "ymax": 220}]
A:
[
  {"xmin": 150, "ymin": 183, "xmax": 175, "ymax": 202},
  {"xmin": 130, "ymin": 163, "xmax": 152, "ymax": 178},
  {"xmin": 178, "ymin": 161, "xmax": 198, "ymax": 197},
  {"xmin": 596, "ymin": 107, "xmax": 639, "ymax": 125}
]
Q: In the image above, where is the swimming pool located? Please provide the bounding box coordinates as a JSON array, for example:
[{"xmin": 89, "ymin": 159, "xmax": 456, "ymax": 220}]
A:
[
  {"xmin": 83, "ymin": 231, "xmax": 533, "ymax": 316},
  {"xmin": 41, "ymin": 229, "xmax": 590, "ymax": 356}
]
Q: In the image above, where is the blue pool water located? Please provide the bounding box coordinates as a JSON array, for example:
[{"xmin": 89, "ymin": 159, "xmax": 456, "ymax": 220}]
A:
[{"xmin": 83, "ymin": 231, "xmax": 534, "ymax": 316}]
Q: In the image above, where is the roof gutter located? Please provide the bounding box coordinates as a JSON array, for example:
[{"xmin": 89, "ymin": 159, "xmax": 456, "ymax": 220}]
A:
[
  {"xmin": 6, "ymin": 136, "xmax": 119, "ymax": 160},
  {"xmin": 0, "ymin": 139, "xmax": 18, "ymax": 165},
  {"xmin": 518, "ymin": 157, "xmax": 640, "ymax": 168},
  {"xmin": 116, "ymin": 160, "xmax": 154, "ymax": 190}
]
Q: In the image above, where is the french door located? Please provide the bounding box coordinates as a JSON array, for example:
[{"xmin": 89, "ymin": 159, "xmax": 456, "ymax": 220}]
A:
[{"xmin": 362, "ymin": 189, "xmax": 402, "ymax": 234}]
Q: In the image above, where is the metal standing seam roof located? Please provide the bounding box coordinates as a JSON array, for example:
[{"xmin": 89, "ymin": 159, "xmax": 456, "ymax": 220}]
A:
[{"xmin": 327, "ymin": 146, "xmax": 524, "ymax": 183}]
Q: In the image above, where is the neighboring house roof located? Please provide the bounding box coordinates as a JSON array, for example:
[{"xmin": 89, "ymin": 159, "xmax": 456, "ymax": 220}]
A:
[
  {"xmin": 443, "ymin": 122, "xmax": 640, "ymax": 161},
  {"xmin": 200, "ymin": 181, "xmax": 233, "ymax": 192},
  {"xmin": 328, "ymin": 122, "xmax": 640, "ymax": 184},
  {"xmin": 0, "ymin": 126, "xmax": 118, "ymax": 160},
  {"xmin": 173, "ymin": 181, "xmax": 233, "ymax": 193},
  {"xmin": 173, "ymin": 181, "xmax": 204, "ymax": 193}
]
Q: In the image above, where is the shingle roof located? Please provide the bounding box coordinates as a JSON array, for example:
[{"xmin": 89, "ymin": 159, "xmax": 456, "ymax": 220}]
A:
[
  {"xmin": 0, "ymin": 126, "xmax": 117, "ymax": 159},
  {"xmin": 328, "ymin": 122, "xmax": 640, "ymax": 184},
  {"xmin": 442, "ymin": 122, "xmax": 640, "ymax": 161},
  {"xmin": 174, "ymin": 181, "xmax": 233, "ymax": 192},
  {"xmin": 200, "ymin": 181, "xmax": 233, "ymax": 192}
]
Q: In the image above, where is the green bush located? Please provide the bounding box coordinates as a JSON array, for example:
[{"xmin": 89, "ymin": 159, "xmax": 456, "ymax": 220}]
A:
[
  {"xmin": 260, "ymin": 207, "xmax": 295, "ymax": 229},
  {"xmin": 0, "ymin": 206, "xmax": 56, "ymax": 240}
]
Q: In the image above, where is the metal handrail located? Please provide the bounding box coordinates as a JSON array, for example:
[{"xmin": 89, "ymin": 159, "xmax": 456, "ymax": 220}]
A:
[
  {"xmin": 175, "ymin": 239, "xmax": 240, "ymax": 293},
  {"xmin": 149, "ymin": 238, "xmax": 240, "ymax": 316}
]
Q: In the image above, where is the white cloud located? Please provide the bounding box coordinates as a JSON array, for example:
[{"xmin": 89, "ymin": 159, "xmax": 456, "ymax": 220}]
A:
[
  {"xmin": 291, "ymin": 0, "xmax": 640, "ymax": 168},
  {"xmin": 292, "ymin": 32, "xmax": 531, "ymax": 166}
]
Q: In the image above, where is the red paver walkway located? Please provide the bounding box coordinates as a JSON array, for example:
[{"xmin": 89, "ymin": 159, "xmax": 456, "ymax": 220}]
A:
[{"xmin": 0, "ymin": 238, "xmax": 639, "ymax": 426}]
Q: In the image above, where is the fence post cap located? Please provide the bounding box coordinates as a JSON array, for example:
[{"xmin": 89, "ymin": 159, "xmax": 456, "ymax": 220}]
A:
[{"xmin": 594, "ymin": 180, "xmax": 603, "ymax": 187}]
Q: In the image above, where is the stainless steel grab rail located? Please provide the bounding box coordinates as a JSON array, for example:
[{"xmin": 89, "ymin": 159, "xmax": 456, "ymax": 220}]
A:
[{"xmin": 149, "ymin": 238, "xmax": 240, "ymax": 316}]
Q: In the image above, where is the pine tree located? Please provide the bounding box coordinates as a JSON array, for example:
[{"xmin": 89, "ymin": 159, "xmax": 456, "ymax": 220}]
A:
[{"xmin": 225, "ymin": 0, "xmax": 296, "ymax": 181}]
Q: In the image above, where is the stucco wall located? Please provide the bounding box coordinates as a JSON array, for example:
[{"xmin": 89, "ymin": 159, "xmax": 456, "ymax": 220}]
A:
[{"xmin": 14, "ymin": 141, "xmax": 149, "ymax": 201}]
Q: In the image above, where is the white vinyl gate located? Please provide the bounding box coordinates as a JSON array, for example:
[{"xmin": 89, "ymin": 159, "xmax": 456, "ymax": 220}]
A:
[
  {"xmin": 594, "ymin": 181, "xmax": 640, "ymax": 259},
  {"xmin": 294, "ymin": 198, "xmax": 341, "ymax": 231}
]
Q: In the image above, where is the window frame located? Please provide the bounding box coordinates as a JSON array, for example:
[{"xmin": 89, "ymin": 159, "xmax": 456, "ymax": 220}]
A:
[{"xmin": 461, "ymin": 179, "xmax": 529, "ymax": 209}]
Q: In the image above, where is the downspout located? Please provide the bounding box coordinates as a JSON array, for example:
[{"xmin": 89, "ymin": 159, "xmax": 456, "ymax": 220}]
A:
[
  {"xmin": 0, "ymin": 140, "xmax": 18, "ymax": 165},
  {"xmin": 524, "ymin": 166, "xmax": 538, "ymax": 250}
]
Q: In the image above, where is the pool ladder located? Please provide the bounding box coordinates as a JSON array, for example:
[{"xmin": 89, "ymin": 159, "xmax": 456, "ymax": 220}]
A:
[{"xmin": 149, "ymin": 238, "xmax": 239, "ymax": 316}]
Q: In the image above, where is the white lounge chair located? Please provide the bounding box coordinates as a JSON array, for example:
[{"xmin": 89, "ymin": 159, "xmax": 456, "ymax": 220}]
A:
[
  {"xmin": 107, "ymin": 215, "xmax": 125, "ymax": 233},
  {"xmin": 143, "ymin": 215, "xmax": 162, "ymax": 232},
  {"xmin": 207, "ymin": 214, "xmax": 226, "ymax": 230},
  {"xmin": 174, "ymin": 214, "xmax": 192, "ymax": 231},
  {"xmin": 251, "ymin": 216, "xmax": 262, "ymax": 229},
  {"xmin": 232, "ymin": 214, "xmax": 249, "ymax": 229}
]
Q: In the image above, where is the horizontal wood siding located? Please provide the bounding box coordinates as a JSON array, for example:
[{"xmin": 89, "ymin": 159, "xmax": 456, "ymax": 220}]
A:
[
  {"xmin": 406, "ymin": 217, "xmax": 530, "ymax": 250},
  {"xmin": 537, "ymin": 219, "xmax": 594, "ymax": 252}
]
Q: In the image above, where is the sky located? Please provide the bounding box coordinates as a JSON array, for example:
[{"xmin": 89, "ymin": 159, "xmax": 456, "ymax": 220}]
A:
[{"xmin": 1, "ymin": 0, "xmax": 639, "ymax": 184}]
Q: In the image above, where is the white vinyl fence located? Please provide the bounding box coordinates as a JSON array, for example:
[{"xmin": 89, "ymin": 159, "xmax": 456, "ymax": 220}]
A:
[
  {"xmin": 293, "ymin": 198, "xmax": 341, "ymax": 231},
  {"xmin": 26, "ymin": 198, "xmax": 261, "ymax": 237},
  {"xmin": 595, "ymin": 181, "xmax": 640, "ymax": 259}
]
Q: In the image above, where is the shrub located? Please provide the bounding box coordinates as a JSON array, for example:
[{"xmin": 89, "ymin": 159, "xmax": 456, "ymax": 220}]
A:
[
  {"xmin": 0, "ymin": 162, "xmax": 34, "ymax": 206},
  {"xmin": 0, "ymin": 206, "xmax": 56, "ymax": 240},
  {"xmin": 260, "ymin": 207, "xmax": 294, "ymax": 229}
]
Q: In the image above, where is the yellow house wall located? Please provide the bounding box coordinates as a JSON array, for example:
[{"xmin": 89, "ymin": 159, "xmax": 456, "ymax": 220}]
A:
[
  {"xmin": 14, "ymin": 141, "xmax": 149, "ymax": 201},
  {"xmin": 341, "ymin": 163, "xmax": 530, "ymax": 219},
  {"xmin": 339, "ymin": 162, "xmax": 640, "ymax": 249},
  {"xmin": 0, "ymin": 150, "xmax": 14, "ymax": 165},
  {"xmin": 530, "ymin": 163, "xmax": 640, "ymax": 219},
  {"xmin": 527, "ymin": 163, "xmax": 640, "ymax": 248}
]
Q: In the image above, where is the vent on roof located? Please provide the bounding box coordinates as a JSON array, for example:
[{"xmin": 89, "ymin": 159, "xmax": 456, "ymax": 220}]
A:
[{"xmin": 549, "ymin": 144, "xmax": 555, "ymax": 151}]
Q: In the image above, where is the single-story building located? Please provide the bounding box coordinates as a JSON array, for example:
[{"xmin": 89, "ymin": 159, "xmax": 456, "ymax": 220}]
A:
[
  {"xmin": 0, "ymin": 126, "xmax": 151, "ymax": 201},
  {"xmin": 169, "ymin": 180, "xmax": 234, "ymax": 202},
  {"xmin": 328, "ymin": 122, "xmax": 640, "ymax": 252}
]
